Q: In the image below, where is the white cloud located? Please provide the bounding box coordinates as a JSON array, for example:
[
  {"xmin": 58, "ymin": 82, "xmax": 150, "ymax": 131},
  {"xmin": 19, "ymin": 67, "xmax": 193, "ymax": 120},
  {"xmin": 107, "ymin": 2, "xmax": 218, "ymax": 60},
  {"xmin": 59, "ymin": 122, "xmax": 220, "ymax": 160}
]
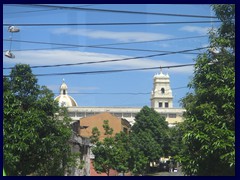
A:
[
  {"xmin": 179, "ymin": 26, "xmax": 211, "ymax": 35},
  {"xmin": 51, "ymin": 28, "xmax": 173, "ymax": 42},
  {"xmin": 3, "ymin": 50, "xmax": 193, "ymax": 74}
]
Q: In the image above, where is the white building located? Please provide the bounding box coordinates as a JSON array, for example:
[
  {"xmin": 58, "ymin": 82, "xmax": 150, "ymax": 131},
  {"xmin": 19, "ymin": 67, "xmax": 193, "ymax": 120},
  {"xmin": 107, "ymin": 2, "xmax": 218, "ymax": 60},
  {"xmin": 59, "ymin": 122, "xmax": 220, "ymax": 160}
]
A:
[{"xmin": 54, "ymin": 71, "xmax": 185, "ymax": 127}]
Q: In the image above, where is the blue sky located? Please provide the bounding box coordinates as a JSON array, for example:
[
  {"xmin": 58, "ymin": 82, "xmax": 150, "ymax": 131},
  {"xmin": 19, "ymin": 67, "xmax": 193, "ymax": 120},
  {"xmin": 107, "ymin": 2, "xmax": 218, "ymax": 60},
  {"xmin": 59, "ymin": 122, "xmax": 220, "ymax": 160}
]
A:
[{"xmin": 3, "ymin": 4, "xmax": 220, "ymax": 108}]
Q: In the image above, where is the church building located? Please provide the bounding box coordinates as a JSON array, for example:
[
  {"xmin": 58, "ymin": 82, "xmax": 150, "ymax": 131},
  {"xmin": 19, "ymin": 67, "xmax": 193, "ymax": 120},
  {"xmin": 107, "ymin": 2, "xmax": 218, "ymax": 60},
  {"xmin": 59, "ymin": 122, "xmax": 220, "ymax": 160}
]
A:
[{"xmin": 54, "ymin": 71, "xmax": 185, "ymax": 127}]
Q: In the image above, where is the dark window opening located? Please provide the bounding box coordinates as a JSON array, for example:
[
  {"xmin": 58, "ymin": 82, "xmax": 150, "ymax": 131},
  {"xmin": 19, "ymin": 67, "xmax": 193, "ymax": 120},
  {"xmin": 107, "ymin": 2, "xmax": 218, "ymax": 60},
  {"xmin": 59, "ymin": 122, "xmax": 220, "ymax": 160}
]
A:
[
  {"xmin": 63, "ymin": 90, "xmax": 66, "ymax": 95},
  {"xmin": 169, "ymin": 114, "xmax": 177, "ymax": 118},
  {"xmin": 161, "ymin": 88, "xmax": 165, "ymax": 94},
  {"xmin": 165, "ymin": 102, "xmax": 169, "ymax": 108},
  {"xmin": 159, "ymin": 102, "xmax": 163, "ymax": 107}
]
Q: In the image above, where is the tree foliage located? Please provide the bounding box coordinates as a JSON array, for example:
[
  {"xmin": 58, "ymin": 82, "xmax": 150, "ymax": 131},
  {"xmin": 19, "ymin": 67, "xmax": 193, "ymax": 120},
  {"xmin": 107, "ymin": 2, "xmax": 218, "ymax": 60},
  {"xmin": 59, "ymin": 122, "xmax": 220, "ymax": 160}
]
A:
[
  {"xmin": 90, "ymin": 127, "xmax": 101, "ymax": 144},
  {"xmin": 91, "ymin": 107, "xmax": 170, "ymax": 176},
  {"xmin": 3, "ymin": 64, "xmax": 76, "ymax": 176},
  {"xmin": 179, "ymin": 4, "xmax": 235, "ymax": 176},
  {"xmin": 91, "ymin": 120, "xmax": 115, "ymax": 176},
  {"xmin": 130, "ymin": 106, "xmax": 170, "ymax": 172},
  {"xmin": 168, "ymin": 123, "xmax": 186, "ymax": 157}
]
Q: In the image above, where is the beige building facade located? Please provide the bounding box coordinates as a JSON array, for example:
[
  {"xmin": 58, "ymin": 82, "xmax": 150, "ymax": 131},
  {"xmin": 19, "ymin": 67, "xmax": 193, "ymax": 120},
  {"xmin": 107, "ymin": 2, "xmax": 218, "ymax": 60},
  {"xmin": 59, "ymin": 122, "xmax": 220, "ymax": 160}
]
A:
[{"xmin": 54, "ymin": 71, "xmax": 185, "ymax": 127}]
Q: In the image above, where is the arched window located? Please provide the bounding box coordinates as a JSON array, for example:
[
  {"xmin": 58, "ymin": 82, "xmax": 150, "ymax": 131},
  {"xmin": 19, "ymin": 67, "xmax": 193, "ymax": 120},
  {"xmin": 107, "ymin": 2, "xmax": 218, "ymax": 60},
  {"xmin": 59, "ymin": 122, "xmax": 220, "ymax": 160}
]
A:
[
  {"xmin": 161, "ymin": 88, "xmax": 165, "ymax": 94},
  {"xmin": 63, "ymin": 90, "xmax": 66, "ymax": 95}
]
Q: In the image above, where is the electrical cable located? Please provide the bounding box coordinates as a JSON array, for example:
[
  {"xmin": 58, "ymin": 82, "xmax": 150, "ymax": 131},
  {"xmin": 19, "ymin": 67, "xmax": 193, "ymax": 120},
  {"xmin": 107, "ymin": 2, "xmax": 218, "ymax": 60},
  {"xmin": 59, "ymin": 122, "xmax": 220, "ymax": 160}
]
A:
[
  {"xmin": 4, "ymin": 4, "xmax": 97, "ymax": 14},
  {"xmin": 52, "ymin": 86, "xmax": 188, "ymax": 95},
  {"xmin": 3, "ymin": 63, "xmax": 195, "ymax": 77},
  {"xmin": 85, "ymin": 35, "xmax": 208, "ymax": 47},
  {"xmin": 3, "ymin": 20, "xmax": 221, "ymax": 26},
  {"xmin": 10, "ymin": 4, "xmax": 218, "ymax": 19},
  {"xmin": 3, "ymin": 35, "xmax": 208, "ymax": 51},
  {"xmin": 3, "ymin": 46, "xmax": 207, "ymax": 69},
  {"xmin": 7, "ymin": 46, "xmax": 201, "ymax": 55}
]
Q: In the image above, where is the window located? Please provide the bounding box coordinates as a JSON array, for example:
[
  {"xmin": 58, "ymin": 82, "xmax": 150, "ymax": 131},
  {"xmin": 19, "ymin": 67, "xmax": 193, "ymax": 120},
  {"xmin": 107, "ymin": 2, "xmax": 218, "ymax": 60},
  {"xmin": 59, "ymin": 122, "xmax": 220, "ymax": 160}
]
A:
[
  {"xmin": 86, "ymin": 112, "xmax": 94, "ymax": 117},
  {"xmin": 165, "ymin": 102, "xmax": 169, "ymax": 108},
  {"xmin": 123, "ymin": 113, "xmax": 131, "ymax": 117},
  {"xmin": 169, "ymin": 114, "xmax": 177, "ymax": 118},
  {"xmin": 68, "ymin": 112, "xmax": 75, "ymax": 117},
  {"xmin": 159, "ymin": 102, "xmax": 163, "ymax": 107},
  {"xmin": 161, "ymin": 88, "xmax": 165, "ymax": 94},
  {"xmin": 63, "ymin": 90, "xmax": 66, "ymax": 95},
  {"xmin": 114, "ymin": 113, "xmax": 122, "ymax": 117},
  {"xmin": 77, "ymin": 112, "xmax": 84, "ymax": 117}
]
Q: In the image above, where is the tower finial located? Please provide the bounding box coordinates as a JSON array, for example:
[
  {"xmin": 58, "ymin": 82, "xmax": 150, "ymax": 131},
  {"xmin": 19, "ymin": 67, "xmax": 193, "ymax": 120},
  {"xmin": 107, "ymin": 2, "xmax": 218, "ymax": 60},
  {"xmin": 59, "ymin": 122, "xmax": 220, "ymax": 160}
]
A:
[{"xmin": 63, "ymin": 78, "xmax": 65, "ymax": 83}]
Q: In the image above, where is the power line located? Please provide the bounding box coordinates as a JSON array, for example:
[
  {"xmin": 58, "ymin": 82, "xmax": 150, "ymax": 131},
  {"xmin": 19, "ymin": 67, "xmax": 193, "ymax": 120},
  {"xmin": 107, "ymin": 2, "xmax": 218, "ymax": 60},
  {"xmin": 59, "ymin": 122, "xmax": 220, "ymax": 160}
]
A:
[
  {"xmin": 86, "ymin": 35, "xmax": 208, "ymax": 47},
  {"xmin": 3, "ymin": 35, "xmax": 207, "ymax": 54},
  {"xmin": 4, "ymin": 4, "xmax": 97, "ymax": 14},
  {"xmin": 3, "ymin": 20, "xmax": 221, "ymax": 26},
  {"xmin": 3, "ymin": 63, "xmax": 195, "ymax": 77},
  {"xmin": 3, "ymin": 35, "xmax": 208, "ymax": 49},
  {"xmin": 3, "ymin": 36, "xmax": 207, "ymax": 55},
  {"xmin": 3, "ymin": 46, "xmax": 207, "ymax": 69},
  {"xmin": 52, "ymin": 86, "xmax": 188, "ymax": 95},
  {"xmin": 7, "ymin": 46, "xmax": 201, "ymax": 55},
  {"xmin": 6, "ymin": 45, "xmax": 200, "ymax": 55},
  {"xmin": 11, "ymin": 4, "xmax": 218, "ymax": 19}
]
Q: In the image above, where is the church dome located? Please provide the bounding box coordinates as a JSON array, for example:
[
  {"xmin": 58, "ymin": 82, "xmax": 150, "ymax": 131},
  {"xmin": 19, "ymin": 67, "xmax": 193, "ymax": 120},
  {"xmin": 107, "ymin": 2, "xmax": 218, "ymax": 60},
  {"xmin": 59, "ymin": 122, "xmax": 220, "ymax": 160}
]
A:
[{"xmin": 54, "ymin": 80, "xmax": 78, "ymax": 107}]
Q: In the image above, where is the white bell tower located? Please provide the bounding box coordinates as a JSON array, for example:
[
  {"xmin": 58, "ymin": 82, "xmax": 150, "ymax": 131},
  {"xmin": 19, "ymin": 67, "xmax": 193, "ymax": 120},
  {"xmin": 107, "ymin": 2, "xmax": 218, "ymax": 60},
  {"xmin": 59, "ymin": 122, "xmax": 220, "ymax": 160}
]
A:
[{"xmin": 151, "ymin": 70, "xmax": 173, "ymax": 109}]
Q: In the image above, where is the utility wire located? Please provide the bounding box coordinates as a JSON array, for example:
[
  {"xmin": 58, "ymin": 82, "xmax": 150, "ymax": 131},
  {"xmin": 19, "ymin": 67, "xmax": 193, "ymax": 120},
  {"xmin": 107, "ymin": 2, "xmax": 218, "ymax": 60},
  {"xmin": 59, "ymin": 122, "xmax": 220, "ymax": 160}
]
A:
[
  {"xmin": 3, "ymin": 35, "xmax": 207, "ymax": 51},
  {"xmin": 3, "ymin": 20, "xmax": 221, "ymax": 26},
  {"xmin": 3, "ymin": 63, "xmax": 195, "ymax": 77},
  {"xmin": 4, "ymin": 4, "xmax": 97, "ymax": 14},
  {"xmin": 3, "ymin": 46, "xmax": 206, "ymax": 70},
  {"xmin": 3, "ymin": 35, "xmax": 207, "ymax": 54},
  {"xmin": 11, "ymin": 4, "xmax": 218, "ymax": 19},
  {"xmin": 6, "ymin": 46, "xmax": 199, "ymax": 55},
  {"xmin": 85, "ymin": 35, "xmax": 208, "ymax": 47},
  {"xmin": 6, "ymin": 46, "xmax": 201, "ymax": 55},
  {"xmin": 3, "ymin": 35, "xmax": 207, "ymax": 55},
  {"xmin": 52, "ymin": 86, "xmax": 188, "ymax": 95}
]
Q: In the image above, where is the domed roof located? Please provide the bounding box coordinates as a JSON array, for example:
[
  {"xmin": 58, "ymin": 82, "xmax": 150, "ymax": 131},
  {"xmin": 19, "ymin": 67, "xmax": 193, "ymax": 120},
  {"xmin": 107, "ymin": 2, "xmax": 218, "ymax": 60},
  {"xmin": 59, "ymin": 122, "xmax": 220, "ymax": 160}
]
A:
[
  {"xmin": 54, "ymin": 79, "xmax": 78, "ymax": 107},
  {"xmin": 55, "ymin": 95, "xmax": 78, "ymax": 107}
]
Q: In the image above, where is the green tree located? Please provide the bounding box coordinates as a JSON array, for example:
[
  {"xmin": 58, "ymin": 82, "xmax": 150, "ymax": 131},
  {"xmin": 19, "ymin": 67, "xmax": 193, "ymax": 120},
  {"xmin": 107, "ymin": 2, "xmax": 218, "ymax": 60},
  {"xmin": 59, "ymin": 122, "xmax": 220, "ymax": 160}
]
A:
[
  {"xmin": 179, "ymin": 4, "xmax": 235, "ymax": 176},
  {"xmin": 90, "ymin": 127, "xmax": 101, "ymax": 144},
  {"xmin": 168, "ymin": 123, "xmax": 186, "ymax": 157},
  {"xmin": 112, "ymin": 132, "xmax": 130, "ymax": 175},
  {"xmin": 3, "ymin": 64, "xmax": 77, "ymax": 176},
  {"xmin": 130, "ymin": 106, "xmax": 170, "ymax": 173},
  {"xmin": 128, "ymin": 146, "xmax": 148, "ymax": 176},
  {"xmin": 91, "ymin": 120, "xmax": 115, "ymax": 176}
]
